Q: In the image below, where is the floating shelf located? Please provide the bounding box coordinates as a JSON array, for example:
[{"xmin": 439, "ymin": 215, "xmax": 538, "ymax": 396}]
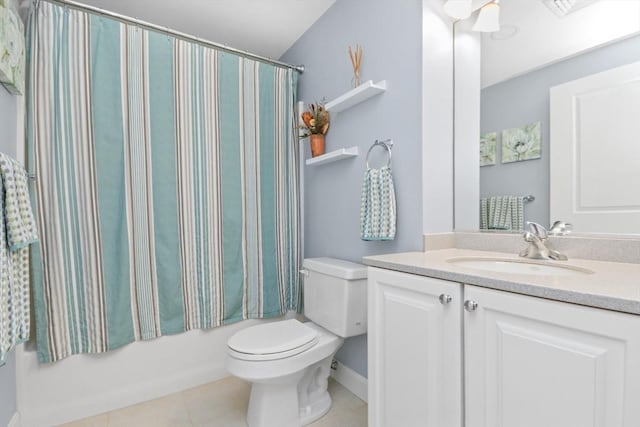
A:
[
  {"xmin": 325, "ymin": 80, "xmax": 387, "ymax": 113},
  {"xmin": 305, "ymin": 147, "xmax": 359, "ymax": 166}
]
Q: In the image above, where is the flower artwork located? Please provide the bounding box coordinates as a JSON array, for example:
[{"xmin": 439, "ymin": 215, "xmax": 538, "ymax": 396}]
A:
[
  {"xmin": 501, "ymin": 122, "xmax": 541, "ymax": 163},
  {"xmin": 0, "ymin": 0, "xmax": 25, "ymax": 95},
  {"xmin": 480, "ymin": 132, "xmax": 497, "ymax": 166},
  {"xmin": 299, "ymin": 102, "xmax": 330, "ymax": 138}
]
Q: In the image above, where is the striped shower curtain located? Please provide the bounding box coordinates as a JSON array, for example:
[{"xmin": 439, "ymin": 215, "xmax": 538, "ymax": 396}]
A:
[{"xmin": 27, "ymin": 1, "xmax": 300, "ymax": 363}]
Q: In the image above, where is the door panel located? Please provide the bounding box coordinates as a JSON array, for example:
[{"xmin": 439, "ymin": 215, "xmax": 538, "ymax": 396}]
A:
[{"xmin": 550, "ymin": 60, "xmax": 640, "ymax": 233}]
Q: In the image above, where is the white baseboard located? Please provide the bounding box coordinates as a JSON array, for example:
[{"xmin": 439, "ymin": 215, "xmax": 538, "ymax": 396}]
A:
[
  {"xmin": 330, "ymin": 362, "xmax": 368, "ymax": 403},
  {"xmin": 8, "ymin": 412, "xmax": 21, "ymax": 427}
]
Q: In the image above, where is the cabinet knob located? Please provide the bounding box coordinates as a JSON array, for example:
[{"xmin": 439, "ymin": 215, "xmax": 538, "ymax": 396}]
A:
[
  {"xmin": 439, "ymin": 294, "xmax": 453, "ymax": 305},
  {"xmin": 464, "ymin": 300, "xmax": 478, "ymax": 312}
]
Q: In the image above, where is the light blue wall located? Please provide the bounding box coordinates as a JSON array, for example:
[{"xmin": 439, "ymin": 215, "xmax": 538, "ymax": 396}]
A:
[
  {"xmin": 281, "ymin": 0, "xmax": 423, "ymax": 377},
  {"xmin": 0, "ymin": 353, "xmax": 17, "ymax": 426},
  {"xmin": 0, "ymin": 87, "xmax": 18, "ymax": 427},
  {"xmin": 481, "ymin": 35, "xmax": 640, "ymax": 227}
]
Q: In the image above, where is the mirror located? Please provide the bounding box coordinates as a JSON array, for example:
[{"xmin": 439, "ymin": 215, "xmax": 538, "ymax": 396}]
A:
[{"xmin": 454, "ymin": 0, "xmax": 640, "ymax": 235}]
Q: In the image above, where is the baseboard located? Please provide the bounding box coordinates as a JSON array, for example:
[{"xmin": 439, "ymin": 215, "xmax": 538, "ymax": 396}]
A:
[
  {"xmin": 8, "ymin": 412, "xmax": 21, "ymax": 427},
  {"xmin": 330, "ymin": 362, "xmax": 368, "ymax": 403}
]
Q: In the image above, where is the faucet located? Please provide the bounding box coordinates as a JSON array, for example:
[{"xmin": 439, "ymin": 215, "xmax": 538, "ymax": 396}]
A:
[{"xmin": 519, "ymin": 222, "xmax": 568, "ymax": 261}]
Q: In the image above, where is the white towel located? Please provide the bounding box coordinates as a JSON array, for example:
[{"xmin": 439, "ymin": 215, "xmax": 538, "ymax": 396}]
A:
[{"xmin": 360, "ymin": 166, "xmax": 396, "ymax": 241}]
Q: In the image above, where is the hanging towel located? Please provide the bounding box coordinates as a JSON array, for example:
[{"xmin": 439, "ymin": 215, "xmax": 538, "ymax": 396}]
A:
[
  {"xmin": 0, "ymin": 153, "xmax": 38, "ymax": 366},
  {"xmin": 360, "ymin": 166, "xmax": 397, "ymax": 241},
  {"xmin": 480, "ymin": 196, "xmax": 524, "ymax": 231}
]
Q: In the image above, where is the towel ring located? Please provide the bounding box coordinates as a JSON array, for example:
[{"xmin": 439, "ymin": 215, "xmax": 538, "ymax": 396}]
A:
[{"xmin": 366, "ymin": 139, "xmax": 393, "ymax": 169}]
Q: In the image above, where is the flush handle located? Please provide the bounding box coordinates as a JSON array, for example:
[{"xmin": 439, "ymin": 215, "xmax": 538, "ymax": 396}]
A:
[
  {"xmin": 299, "ymin": 269, "xmax": 309, "ymax": 278},
  {"xmin": 439, "ymin": 294, "xmax": 453, "ymax": 305},
  {"xmin": 464, "ymin": 300, "xmax": 478, "ymax": 312}
]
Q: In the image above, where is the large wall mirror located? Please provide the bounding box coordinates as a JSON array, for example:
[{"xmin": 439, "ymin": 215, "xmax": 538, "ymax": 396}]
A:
[{"xmin": 454, "ymin": 0, "xmax": 640, "ymax": 235}]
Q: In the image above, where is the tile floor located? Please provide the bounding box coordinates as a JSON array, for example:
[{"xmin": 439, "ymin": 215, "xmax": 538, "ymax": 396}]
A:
[{"xmin": 59, "ymin": 376, "xmax": 367, "ymax": 427}]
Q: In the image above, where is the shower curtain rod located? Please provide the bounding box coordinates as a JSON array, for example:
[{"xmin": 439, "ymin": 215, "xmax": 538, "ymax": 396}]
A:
[{"xmin": 42, "ymin": 0, "xmax": 305, "ymax": 74}]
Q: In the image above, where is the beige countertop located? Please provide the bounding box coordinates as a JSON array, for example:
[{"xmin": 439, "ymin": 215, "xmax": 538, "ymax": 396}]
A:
[{"xmin": 363, "ymin": 248, "xmax": 640, "ymax": 315}]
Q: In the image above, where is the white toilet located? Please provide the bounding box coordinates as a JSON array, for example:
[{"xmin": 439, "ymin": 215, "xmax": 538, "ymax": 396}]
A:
[{"xmin": 225, "ymin": 257, "xmax": 367, "ymax": 427}]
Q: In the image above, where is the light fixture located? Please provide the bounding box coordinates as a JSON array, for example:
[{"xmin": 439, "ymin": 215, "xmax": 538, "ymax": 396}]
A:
[
  {"xmin": 472, "ymin": 0, "xmax": 500, "ymax": 32},
  {"xmin": 443, "ymin": 0, "xmax": 473, "ymax": 20},
  {"xmin": 443, "ymin": 0, "xmax": 502, "ymax": 33}
]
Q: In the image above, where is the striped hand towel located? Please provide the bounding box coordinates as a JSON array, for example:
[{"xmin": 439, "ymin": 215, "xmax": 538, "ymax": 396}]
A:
[
  {"xmin": 480, "ymin": 196, "xmax": 524, "ymax": 232},
  {"xmin": 0, "ymin": 153, "xmax": 38, "ymax": 366},
  {"xmin": 360, "ymin": 166, "xmax": 396, "ymax": 241}
]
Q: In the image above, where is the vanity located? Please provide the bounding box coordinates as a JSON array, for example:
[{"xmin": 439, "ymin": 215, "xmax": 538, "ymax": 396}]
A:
[
  {"xmin": 362, "ymin": 0, "xmax": 640, "ymax": 424},
  {"xmin": 364, "ymin": 246, "xmax": 640, "ymax": 427},
  {"xmin": 364, "ymin": 1, "xmax": 640, "ymax": 425}
]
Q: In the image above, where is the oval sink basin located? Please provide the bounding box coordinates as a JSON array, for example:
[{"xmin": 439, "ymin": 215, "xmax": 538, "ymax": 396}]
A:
[{"xmin": 446, "ymin": 257, "xmax": 593, "ymax": 277}]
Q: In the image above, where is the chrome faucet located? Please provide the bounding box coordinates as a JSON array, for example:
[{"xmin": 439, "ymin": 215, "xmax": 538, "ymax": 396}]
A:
[{"xmin": 519, "ymin": 221, "xmax": 568, "ymax": 261}]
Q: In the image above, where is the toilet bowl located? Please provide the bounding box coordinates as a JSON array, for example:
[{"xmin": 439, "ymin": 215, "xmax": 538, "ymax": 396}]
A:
[
  {"xmin": 226, "ymin": 320, "xmax": 343, "ymax": 427},
  {"xmin": 225, "ymin": 257, "xmax": 368, "ymax": 427}
]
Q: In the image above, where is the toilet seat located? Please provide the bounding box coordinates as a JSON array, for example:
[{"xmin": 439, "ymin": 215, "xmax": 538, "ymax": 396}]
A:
[{"xmin": 228, "ymin": 319, "xmax": 320, "ymax": 361}]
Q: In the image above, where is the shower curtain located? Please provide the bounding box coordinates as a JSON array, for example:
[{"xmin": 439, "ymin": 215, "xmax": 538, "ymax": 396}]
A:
[{"xmin": 27, "ymin": 1, "xmax": 300, "ymax": 363}]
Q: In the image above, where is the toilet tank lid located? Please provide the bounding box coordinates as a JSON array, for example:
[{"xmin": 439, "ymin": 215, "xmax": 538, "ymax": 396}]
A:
[{"xmin": 303, "ymin": 257, "xmax": 367, "ymax": 280}]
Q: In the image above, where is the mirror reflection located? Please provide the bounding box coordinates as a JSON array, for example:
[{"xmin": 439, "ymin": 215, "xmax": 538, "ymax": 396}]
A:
[{"xmin": 473, "ymin": 0, "xmax": 640, "ymax": 234}]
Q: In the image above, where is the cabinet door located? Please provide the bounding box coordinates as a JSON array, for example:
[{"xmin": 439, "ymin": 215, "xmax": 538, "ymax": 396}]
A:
[
  {"xmin": 465, "ymin": 285, "xmax": 640, "ymax": 427},
  {"xmin": 368, "ymin": 267, "xmax": 462, "ymax": 427}
]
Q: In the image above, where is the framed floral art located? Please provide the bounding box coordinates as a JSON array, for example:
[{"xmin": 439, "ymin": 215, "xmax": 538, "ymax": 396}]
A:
[
  {"xmin": 0, "ymin": 0, "xmax": 25, "ymax": 95},
  {"xmin": 480, "ymin": 132, "xmax": 497, "ymax": 166},
  {"xmin": 502, "ymin": 121, "xmax": 541, "ymax": 163}
]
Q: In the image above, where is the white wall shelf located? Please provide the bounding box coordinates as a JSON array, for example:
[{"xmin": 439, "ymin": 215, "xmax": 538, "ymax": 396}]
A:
[
  {"xmin": 325, "ymin": 80, "xmax": 387, "ymax": 113},
  {"xmin": 305, "ymin": 147, "xmax": 359, "ymax": 166}
]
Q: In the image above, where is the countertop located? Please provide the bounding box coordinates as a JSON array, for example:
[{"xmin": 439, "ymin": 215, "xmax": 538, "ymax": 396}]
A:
[{"xmin": 363, "ymin": 248, "xmax": 640, "ymax": 315}]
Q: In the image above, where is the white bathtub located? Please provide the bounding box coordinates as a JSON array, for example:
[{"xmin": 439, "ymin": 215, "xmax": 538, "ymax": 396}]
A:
[{"xmin": 15, "ymin": 318, "xmax": 278, "ymax": 427}]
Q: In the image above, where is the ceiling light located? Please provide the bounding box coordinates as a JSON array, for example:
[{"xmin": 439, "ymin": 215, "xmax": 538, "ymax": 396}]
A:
[
  {"xmin": 443, "ymin": 0, "xmax": 473, "ymax": 20},
  {"xmin": 472, "ymin": 0, "xmax": 500, "ymax": 32}
]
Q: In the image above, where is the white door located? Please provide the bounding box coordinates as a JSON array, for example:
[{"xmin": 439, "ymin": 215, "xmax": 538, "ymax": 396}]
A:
[
  {"xmin": 367, "ymin": 268, "xmax": 462, "ymax": 427},
  {"xmin": 465, "ymin": 285, "xmax": 640, "ymax": 427},
  {"xmin": 550, "ymin": 61, "xmax": 640, "ymax": 234}
]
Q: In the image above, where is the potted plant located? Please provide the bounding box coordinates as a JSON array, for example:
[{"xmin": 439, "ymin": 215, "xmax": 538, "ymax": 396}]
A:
[{"xmin": 300, "ymin": 102, "xmax": 330, "ymax": 157}]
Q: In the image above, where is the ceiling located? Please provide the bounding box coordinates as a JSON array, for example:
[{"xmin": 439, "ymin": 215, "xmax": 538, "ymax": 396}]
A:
[
  {"xmin": 74, "ymin": 0, "xmax": 336, "ymax": 60},
  {"xmin": 481, "ymin": 0, "xmax": 640, "ymax": 87}
]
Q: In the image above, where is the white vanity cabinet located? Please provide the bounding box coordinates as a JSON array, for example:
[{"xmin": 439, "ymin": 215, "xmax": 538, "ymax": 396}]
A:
[
  {"xmin": 367, "ymin": 267, "xmax": 463, "ymax": 427},
  {"xmin": 368, "ymin": 267, "xmax": 640, "ymax": 427},
  {"xmin": 464, "ymin": 284, "xmax": 640, "ymax": 427}
]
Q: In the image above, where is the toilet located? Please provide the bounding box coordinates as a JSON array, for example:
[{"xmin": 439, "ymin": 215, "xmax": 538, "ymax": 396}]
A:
[{"xmin": 225, "ymin": 257, "xmax": 368, "ymax": 427}]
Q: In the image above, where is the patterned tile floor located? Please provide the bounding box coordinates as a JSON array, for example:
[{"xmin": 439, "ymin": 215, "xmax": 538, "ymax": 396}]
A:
[{"xmin": 59, "ymin": 376, "xmax": 367, "ymax": 427}]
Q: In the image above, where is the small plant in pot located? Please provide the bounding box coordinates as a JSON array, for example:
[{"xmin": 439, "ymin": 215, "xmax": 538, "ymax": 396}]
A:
[{"xmin": 300, "ymin": 102, "xmax": 330, "ymax": 157}]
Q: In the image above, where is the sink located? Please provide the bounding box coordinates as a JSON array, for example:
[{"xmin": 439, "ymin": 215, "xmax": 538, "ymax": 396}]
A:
[{"xmin": 446, "ymin": 257, "xmax": 593, "ymax": 277}]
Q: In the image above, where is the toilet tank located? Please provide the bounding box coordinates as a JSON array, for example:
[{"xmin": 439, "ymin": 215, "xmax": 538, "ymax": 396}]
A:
[{"xmin": 302, "ymin": 258, "xmax": 367, "ymax": 338}]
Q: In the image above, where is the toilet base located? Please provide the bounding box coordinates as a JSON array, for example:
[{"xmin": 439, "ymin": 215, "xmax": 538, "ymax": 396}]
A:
[
  {"xmin": 298, "ymin": 356, "xmax": 333, "ymax": 425},
  {"xmin": 247, "ymin": 376, "xmax": 303, "ymax": 427},
  {"xmin": 244, "ymin": 355, "xmax": 335, "ymax": 427},
  {"xmin": 299, "ymin": 390, "xmax": 331, "ymax": 425}
]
